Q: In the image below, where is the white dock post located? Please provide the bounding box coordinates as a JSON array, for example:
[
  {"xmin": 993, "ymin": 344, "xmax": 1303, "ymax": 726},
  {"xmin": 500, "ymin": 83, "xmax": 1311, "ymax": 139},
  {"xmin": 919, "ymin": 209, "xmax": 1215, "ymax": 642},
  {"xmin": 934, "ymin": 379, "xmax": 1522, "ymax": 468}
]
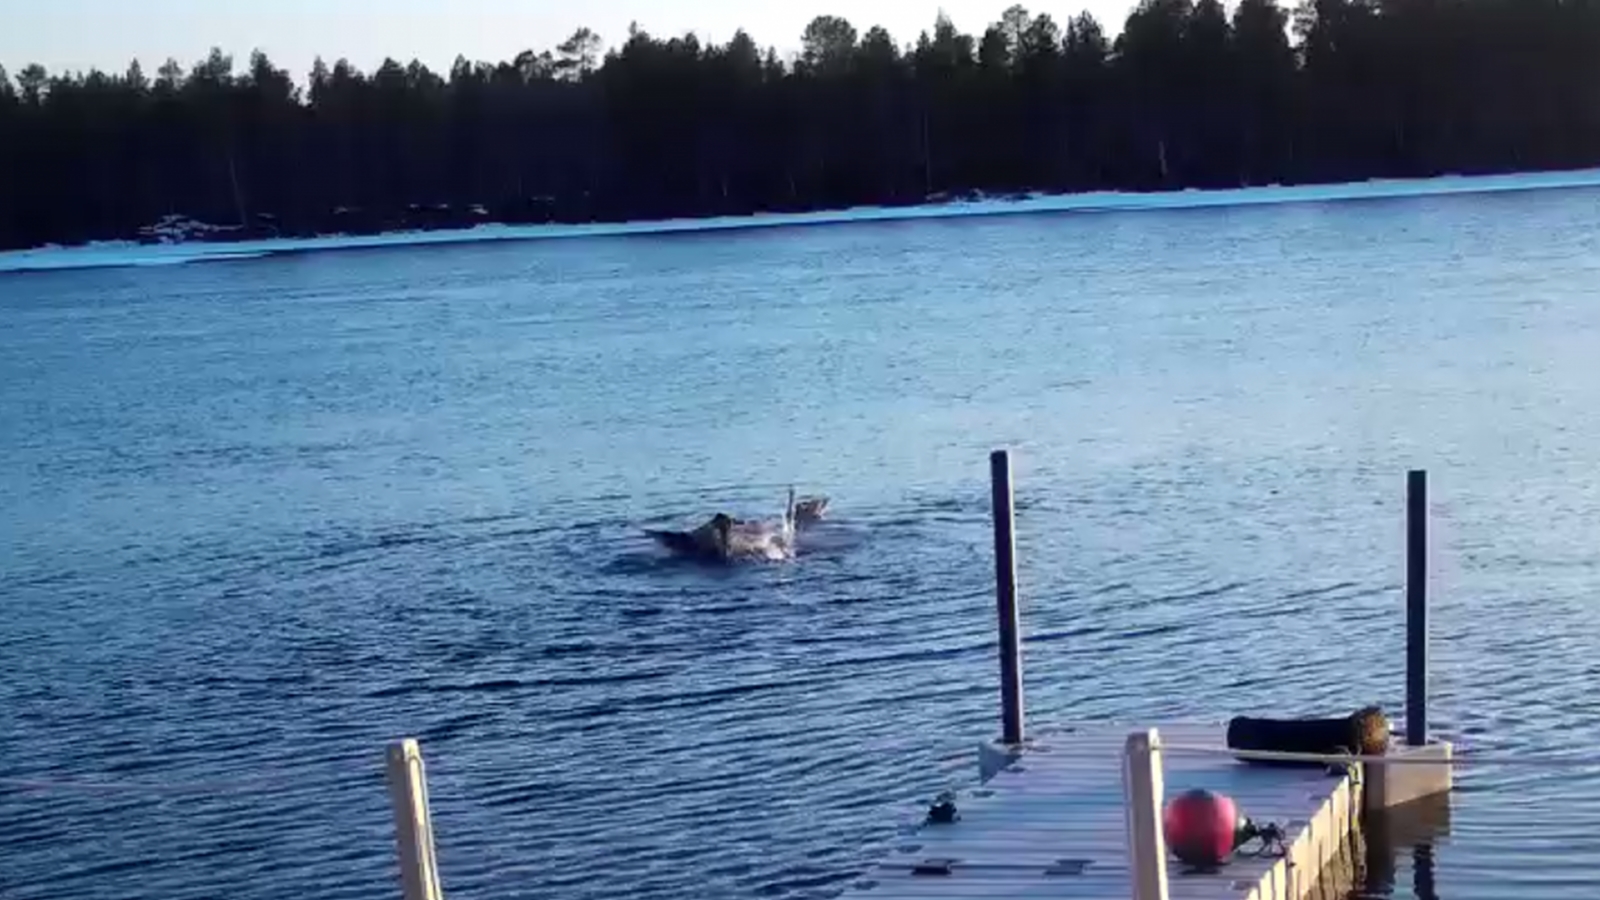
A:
[
  {"xmin": 1122, "ymin": 728, "xmax": 1170, "ymax": 900},
  {"xmin": 386, "ymin": 738, "xmax": 445, "ymax": 900}
]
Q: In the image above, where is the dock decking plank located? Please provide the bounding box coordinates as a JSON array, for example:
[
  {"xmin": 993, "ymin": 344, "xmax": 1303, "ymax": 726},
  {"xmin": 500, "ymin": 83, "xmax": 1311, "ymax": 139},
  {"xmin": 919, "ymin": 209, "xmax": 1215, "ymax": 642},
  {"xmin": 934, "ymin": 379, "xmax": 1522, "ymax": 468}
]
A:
[{"xmin": 838, "ymin": 724, "xmax": 1359, "ymax": 900}]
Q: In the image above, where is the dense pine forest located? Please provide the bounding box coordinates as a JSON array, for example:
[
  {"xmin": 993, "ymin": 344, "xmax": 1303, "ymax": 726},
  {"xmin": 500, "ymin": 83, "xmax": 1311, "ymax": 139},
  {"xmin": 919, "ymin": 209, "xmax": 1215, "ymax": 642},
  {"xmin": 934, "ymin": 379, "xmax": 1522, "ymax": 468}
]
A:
[{"xmin": 3, "ymin": 0, "xmax": 1599, "ymax": 251}]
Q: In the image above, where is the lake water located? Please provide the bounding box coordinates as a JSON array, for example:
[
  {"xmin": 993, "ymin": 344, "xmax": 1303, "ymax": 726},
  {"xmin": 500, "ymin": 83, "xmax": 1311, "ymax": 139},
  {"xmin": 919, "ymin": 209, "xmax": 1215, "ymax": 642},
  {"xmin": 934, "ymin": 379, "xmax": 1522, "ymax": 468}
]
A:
[{"xmin": 5, "ymin": 183, "xmax": 1600, "ymax": 900}]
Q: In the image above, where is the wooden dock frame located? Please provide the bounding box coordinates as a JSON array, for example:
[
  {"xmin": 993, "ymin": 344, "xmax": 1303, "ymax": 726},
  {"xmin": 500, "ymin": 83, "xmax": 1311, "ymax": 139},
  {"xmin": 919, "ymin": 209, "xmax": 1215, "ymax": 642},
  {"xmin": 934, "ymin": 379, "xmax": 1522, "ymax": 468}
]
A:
[{"xmin": 834, "ymin": 452, "xmax": 1453, "ymax": 900}]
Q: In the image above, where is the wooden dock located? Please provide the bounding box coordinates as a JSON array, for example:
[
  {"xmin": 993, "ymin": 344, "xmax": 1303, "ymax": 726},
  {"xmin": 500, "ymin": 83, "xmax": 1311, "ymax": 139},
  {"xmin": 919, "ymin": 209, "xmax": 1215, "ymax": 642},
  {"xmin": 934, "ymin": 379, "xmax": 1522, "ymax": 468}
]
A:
[
  {"xmin": 836, "ymin": 723, "xmax": 1362, "ymax": 900},
  {"xmin": 820, "ymin": 453, "xmax": 1451, "ymax": 900},
  {"xmin": 369, "ymin": 450, "xmax": 1451, "ymax": 900}
]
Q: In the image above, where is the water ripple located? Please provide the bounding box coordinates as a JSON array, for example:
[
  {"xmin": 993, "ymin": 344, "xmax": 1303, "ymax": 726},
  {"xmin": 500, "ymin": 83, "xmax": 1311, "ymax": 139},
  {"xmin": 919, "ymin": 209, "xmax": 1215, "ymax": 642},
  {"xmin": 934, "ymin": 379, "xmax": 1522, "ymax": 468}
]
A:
[{"xmin": 7, "ymin": 189, "xmax": 1600, "ymax": 900}]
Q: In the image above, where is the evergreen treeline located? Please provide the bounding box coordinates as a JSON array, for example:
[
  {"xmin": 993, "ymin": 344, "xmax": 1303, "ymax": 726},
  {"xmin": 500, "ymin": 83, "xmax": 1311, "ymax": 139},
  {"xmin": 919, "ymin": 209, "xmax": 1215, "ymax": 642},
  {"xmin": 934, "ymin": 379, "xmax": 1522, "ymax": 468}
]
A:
[{"xmin": 3, "ymin": 0, "xmax": 1599, "ymax": 251}]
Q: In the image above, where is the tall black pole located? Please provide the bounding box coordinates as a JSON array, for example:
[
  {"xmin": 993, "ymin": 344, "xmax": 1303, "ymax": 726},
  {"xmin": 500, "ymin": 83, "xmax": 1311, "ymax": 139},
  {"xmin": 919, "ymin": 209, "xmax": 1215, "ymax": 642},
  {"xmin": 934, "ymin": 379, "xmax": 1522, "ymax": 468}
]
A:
[
  {"xmin": 991, "ymin": 449, "xmax": 1024, "ymax": 745},
  {"xmin": 1406, "ymin": 469, "xmax": 1428, "ymax": 747}
]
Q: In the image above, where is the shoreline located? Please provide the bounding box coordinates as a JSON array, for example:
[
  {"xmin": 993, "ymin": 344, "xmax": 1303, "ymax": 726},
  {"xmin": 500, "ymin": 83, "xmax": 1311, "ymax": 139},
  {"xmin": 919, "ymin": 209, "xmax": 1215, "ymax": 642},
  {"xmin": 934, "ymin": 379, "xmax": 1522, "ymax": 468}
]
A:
[{"xmin": 6, "ymin": 167, "xmax": 1600, "ymax": 275}]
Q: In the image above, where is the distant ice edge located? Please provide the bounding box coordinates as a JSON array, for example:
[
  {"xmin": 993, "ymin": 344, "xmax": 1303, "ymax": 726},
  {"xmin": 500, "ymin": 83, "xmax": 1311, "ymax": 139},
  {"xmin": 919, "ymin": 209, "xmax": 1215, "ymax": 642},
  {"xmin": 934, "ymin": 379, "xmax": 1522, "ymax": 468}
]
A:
[{"xmin": 5, "ymin": 168, "xmax": 1600, "ymax": 275}]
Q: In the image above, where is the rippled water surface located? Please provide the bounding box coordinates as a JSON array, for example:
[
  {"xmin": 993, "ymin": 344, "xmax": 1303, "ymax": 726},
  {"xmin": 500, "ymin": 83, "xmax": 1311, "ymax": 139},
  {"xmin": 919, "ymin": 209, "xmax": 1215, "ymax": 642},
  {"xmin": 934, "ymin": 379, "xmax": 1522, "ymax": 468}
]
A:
[{"xmin": 6, "ymin": 186, "xmax": 1600, "ymax": 900}]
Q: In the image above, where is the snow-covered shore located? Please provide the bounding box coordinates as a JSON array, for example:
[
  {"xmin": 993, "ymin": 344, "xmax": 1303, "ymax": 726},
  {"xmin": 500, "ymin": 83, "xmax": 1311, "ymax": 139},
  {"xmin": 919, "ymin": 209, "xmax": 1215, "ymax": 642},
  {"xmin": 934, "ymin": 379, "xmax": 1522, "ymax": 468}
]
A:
[{"xmin": 6, "ymin": 168, "xmax": 1600, "ymax": 275}]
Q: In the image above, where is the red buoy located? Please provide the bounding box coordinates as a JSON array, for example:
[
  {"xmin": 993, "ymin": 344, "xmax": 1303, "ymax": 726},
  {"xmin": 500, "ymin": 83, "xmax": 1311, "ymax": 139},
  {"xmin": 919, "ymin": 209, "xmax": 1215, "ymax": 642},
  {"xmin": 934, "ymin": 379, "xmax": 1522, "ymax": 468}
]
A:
[{"xmin": 1162, "ymin": 788, "xmax": 1240, "ymax": 869}]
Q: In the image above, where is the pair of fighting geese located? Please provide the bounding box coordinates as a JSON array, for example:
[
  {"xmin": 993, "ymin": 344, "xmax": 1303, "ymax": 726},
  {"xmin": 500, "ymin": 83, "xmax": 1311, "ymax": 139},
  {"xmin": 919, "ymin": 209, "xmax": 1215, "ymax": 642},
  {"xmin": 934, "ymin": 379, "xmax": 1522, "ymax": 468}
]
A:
[{"xmin": 645, "ymin": 487, "xmax": 830, "ymax": 562}]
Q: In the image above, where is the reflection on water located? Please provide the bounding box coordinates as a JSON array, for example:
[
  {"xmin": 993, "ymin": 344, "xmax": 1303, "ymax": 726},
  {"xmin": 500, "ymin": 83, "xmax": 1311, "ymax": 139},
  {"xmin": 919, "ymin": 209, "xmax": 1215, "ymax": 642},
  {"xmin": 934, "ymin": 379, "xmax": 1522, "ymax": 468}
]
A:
[{"xmin": 1357, "ymin": 794, "xmax": 1451, "ymax": 900}]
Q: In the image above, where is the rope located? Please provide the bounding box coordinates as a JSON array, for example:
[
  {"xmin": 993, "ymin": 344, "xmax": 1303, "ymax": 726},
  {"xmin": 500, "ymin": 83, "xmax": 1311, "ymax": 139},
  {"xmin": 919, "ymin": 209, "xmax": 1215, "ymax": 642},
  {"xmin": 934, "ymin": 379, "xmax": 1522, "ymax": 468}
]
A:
[
  {"xmin": 1234, "ymin": 820, "xmax": 1290, "ymax": 859},
  {"xmin": 1157, "ymin": 742, "xmax": 1595, "ymax": 767},
  {"xmin": 0, "ymin": 777, "xmax": 226, "ymax": 795},
  {"xmin": 5, "ymin": 739, "xmax": 1587, "ymax": 798},
  {"xmin": 0, "ymin": 761, "xmax": 380, "ymax": 796}
]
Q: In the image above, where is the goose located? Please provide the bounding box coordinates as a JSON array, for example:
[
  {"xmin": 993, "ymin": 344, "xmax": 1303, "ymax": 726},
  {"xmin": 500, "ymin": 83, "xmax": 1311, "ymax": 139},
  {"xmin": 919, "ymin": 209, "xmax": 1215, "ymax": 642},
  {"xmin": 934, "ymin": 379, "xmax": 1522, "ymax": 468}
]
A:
[{"xmin": 793, "ymin": 495, "xmax": 830, "ymax": 527}]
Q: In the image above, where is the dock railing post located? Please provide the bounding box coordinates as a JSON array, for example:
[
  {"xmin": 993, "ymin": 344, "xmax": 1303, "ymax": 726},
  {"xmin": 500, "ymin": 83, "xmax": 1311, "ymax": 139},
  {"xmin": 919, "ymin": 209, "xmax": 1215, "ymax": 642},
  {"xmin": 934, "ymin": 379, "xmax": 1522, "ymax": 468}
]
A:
[
  {"xmin": 386, "ymin": 738, "xmax": 445, "ymax": 900},
  {"xmin": 1406, "ymin": 469, "xmax": 1428, "ymax": 747},
  {"xmin": 1367, "ymin": 469, "xmax": 1453, "ymax": 810},
  {"xmin": 1122, "ymin": 728, "xmax": 1170, "ymax": 900},
  {"xmin": 990, "ymin": 449, "xmax": 1025, "ymax": 746}
]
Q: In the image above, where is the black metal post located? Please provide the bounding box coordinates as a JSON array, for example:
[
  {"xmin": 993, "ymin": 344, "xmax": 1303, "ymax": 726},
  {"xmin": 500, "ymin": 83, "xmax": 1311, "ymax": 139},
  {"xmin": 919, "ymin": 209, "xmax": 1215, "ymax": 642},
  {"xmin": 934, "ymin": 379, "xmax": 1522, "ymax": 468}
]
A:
[
  {"xmin": 1406, "ymin": 469, "xmax": 1428, "ymax": 747},
  {"xmin": 991, "ymin": 449, "xmax": 1024, "ymax": 745}
]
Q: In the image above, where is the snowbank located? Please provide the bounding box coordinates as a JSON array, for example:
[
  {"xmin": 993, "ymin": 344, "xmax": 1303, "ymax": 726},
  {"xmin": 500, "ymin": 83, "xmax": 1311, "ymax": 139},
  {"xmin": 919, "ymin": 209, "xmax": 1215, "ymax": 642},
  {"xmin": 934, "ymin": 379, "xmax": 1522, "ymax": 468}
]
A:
[{"xmin": 5, "ymin": 168, "xmax": 1599, "ymax": 275}]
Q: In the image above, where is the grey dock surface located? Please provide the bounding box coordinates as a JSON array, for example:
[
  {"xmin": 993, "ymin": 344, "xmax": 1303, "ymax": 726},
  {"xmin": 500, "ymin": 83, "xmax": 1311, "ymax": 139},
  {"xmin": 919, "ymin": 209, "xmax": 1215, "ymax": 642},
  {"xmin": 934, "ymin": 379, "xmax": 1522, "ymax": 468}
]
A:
[{"xmin": 839, "ymin": 723, "xmax": 1361, "ymax": 900}]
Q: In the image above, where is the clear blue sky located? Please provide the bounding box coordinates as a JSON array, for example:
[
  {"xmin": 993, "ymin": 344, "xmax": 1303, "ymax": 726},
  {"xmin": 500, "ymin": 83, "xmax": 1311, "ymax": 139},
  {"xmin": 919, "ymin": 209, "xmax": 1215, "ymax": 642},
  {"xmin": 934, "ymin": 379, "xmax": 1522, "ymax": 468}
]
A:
[{"xmin": 3, "ymin": 0, "xmax": 1137, "ymax": 81}]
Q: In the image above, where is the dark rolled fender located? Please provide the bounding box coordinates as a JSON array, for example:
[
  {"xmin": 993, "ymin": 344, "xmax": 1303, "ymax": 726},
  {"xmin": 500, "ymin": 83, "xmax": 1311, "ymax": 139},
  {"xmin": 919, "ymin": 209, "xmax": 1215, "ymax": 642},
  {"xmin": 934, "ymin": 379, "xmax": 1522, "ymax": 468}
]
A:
[{"xmin": 1226, "ymin": 705, "xmax": 1390, "ymax": 766}]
